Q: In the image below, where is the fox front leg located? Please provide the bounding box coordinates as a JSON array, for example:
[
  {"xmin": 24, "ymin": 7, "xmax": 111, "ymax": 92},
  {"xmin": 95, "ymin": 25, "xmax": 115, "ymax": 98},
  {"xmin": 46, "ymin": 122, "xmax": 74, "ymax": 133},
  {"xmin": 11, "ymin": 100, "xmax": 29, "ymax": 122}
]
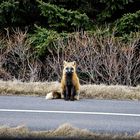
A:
[
  {"xmin": 70, "ymin": 86, "xmax": 76, "ymax": 101},
  {"xmin": 65, "ymin": 86, "xmax": 70, "ymax": 101}
]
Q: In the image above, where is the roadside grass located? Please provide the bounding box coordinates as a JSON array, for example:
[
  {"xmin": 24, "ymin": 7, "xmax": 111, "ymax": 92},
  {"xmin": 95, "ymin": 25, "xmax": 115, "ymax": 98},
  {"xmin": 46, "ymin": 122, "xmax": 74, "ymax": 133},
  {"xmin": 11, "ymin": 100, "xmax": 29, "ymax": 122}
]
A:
[
  {"xmin": 0, "ymin": 80, "xmax": 60, "ymax": 96},
  {"xmin": 0, "ymin": 80, "xmax": 140, "ymax": 100},
  {"xmin": 0, "ymin": 123, "xmax": 140, "ymax": 140},
  {"xmin": 80, "ymin": 84, "xmax": 140, "ymax": 100}
]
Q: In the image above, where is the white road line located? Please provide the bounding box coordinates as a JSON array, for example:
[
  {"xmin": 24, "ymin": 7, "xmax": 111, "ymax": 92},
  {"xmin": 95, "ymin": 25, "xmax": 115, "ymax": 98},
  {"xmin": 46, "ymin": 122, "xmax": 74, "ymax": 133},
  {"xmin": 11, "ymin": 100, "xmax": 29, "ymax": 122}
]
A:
[{"xmin": 0, "ymin": 109, "xmax": 140, "ymax": 117}]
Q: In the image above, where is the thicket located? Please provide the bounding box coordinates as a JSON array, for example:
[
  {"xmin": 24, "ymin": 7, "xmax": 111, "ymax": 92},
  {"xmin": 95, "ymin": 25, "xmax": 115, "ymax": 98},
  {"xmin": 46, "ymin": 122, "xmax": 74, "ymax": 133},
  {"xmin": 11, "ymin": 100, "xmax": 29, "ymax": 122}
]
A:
[
  {"xmin": 0, "ymin": 29, "xmax": 140, "ymax": 86},
  {"xmin": 115, "ymin": 10, "xmax": 140, "ymax": 35},
  {"xmin": 1, "ymin": 0, "xmax": 140, "ymax": 36},
  {"xmin": 1, "ymin": 0, "xmax": 140, "ymax": 30},
  {"xmin": 0, "ymin": 0, "xmax": 140, "ymax": 86}
]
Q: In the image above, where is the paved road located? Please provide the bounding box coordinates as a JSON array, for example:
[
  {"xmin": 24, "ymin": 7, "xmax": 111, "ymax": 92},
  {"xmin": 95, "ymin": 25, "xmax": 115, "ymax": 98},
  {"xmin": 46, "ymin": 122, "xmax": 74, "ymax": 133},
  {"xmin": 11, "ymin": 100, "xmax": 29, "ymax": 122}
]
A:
[{"xmin": 0, "ymin": 96, "xmax": 140, "ymax": 134}]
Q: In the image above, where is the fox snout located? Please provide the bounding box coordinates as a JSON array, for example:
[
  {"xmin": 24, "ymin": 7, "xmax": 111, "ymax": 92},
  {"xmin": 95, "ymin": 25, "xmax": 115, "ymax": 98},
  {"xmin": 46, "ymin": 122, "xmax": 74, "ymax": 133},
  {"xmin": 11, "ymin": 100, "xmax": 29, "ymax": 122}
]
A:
[{"xmin": 65, "ymin": 67, "xmax": 74, "ymax": 74}]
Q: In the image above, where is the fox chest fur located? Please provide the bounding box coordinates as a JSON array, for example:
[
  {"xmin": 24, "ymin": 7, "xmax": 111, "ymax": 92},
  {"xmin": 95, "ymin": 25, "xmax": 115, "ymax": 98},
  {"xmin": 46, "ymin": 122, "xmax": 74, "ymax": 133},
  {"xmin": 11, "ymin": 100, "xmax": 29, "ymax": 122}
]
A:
[{"xmin": 61, "ymin": 61, "xmax": 80, "ymax": 101}]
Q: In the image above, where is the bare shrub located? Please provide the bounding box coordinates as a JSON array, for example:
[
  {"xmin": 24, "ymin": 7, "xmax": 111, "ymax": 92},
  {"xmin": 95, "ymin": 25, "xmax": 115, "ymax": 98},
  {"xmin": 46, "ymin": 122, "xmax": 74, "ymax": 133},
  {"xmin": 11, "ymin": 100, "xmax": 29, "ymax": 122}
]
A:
[
  {"xmin": 0, "ymin": 68, "xmax": 12, "ymax": 80},
  {"xmin": 1, "ymin": 28, "xmax": 42, "ymax": 82},
  {"xmin": 0, "ymin": 28, "xmax": 140, "ymax": 86},
  {"xmin": 44, "ymin": 31, "xmax": 140, "ymax": 86}
]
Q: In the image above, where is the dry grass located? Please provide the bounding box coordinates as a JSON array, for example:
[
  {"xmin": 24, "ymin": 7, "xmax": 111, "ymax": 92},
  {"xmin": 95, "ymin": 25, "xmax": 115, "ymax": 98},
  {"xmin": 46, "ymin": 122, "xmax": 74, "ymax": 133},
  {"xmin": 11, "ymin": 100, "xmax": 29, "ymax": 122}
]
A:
[
  {"xmin": 80, "ymin": 84, "xmax": 140, "ymax": 100},
  {"xmin": 0, "ymin": 123, "xmax": 140, "ymax": 139},
  {"xmin": 0, "ymin": 80, "xmax": 61, "ymax": 96},
  {"xmin": 0, "ymin": 80, "xmax": 140, "ymax": 100}
]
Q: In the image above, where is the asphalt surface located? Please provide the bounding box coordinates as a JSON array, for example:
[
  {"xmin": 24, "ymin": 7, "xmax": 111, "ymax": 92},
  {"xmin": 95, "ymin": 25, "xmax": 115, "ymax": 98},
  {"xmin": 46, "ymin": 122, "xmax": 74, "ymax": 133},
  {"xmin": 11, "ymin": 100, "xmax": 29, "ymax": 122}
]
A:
[{"xmin": 0, "ymin": 95, "xmax": 140, "ymax": 134}]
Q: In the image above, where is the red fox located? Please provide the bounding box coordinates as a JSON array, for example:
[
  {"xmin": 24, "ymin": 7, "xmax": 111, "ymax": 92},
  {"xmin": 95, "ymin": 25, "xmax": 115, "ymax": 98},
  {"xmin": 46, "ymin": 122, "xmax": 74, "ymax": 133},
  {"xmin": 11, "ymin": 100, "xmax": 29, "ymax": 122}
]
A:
[{"xmin": 46, "ymin": 61, "xmax": 80, "ymax": 101}]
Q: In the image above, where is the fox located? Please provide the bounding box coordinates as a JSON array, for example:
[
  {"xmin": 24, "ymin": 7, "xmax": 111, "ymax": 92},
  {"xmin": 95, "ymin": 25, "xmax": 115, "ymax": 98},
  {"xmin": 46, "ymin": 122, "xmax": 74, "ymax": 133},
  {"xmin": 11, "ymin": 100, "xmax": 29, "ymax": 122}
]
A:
[{"xmin": 46, "ymin": 61, "xmax": 80, "ymax": 101}]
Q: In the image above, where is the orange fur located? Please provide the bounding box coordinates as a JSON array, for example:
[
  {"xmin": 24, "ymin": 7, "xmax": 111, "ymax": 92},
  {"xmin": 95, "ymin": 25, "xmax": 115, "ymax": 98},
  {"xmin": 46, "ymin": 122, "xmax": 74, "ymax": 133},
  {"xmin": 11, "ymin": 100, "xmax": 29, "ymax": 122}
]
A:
[
  {"xmin": 61, "ymin": 61, "xmax": 80, "ymax": 100},
  {"xmin": 46, "ymin": 61, "xmax": 80, "ymax": 100}
]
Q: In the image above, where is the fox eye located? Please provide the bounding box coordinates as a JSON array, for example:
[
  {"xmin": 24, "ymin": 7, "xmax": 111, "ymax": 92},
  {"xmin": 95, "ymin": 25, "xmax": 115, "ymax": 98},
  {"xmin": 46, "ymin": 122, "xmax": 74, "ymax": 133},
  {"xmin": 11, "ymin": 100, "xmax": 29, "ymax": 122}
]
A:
[
  {"xmin": 70, "ymin": 68, "xmax": 74, "ymax": 71},
  {"xmin": 66, "ymin": 67, "xmax": 69, "ymax": 70}
]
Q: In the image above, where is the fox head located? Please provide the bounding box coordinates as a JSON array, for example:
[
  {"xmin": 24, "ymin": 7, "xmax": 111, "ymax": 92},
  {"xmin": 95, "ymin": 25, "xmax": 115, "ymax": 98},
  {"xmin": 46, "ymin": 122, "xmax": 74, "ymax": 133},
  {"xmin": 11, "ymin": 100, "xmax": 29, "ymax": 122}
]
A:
[{"xmin": 63, "ymin": 61, "xmax": 76, "ymax": 75}]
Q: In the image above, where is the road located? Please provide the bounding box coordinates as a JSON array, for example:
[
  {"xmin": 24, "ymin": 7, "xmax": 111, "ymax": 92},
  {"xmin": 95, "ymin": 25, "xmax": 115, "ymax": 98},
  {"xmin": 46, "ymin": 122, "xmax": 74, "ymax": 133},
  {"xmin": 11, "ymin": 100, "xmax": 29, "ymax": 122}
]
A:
[{"xmin": 0, "ymin": 95, "xmax": 140, "ymax": 134}]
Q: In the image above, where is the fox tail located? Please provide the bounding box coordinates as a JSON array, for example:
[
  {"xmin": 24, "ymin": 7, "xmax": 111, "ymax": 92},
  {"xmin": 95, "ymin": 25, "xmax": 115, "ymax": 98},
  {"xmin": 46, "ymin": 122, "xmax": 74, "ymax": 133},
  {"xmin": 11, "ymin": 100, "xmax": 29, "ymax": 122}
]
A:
[{"xmin": 45, "ymin": 91, "xmax": 61, "ymax": 100}]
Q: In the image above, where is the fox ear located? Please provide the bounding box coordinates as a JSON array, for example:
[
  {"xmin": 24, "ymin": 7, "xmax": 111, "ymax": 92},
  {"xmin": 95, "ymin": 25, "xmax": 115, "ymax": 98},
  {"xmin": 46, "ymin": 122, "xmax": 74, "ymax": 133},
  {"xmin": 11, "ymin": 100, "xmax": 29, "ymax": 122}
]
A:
[
  {"xmin": 63, "ymin": 61, "xmax": 67, "ymax": 66},
  {"xmin": 72, "ymin": 61, "xmax": 76, "ymax": 66}
]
